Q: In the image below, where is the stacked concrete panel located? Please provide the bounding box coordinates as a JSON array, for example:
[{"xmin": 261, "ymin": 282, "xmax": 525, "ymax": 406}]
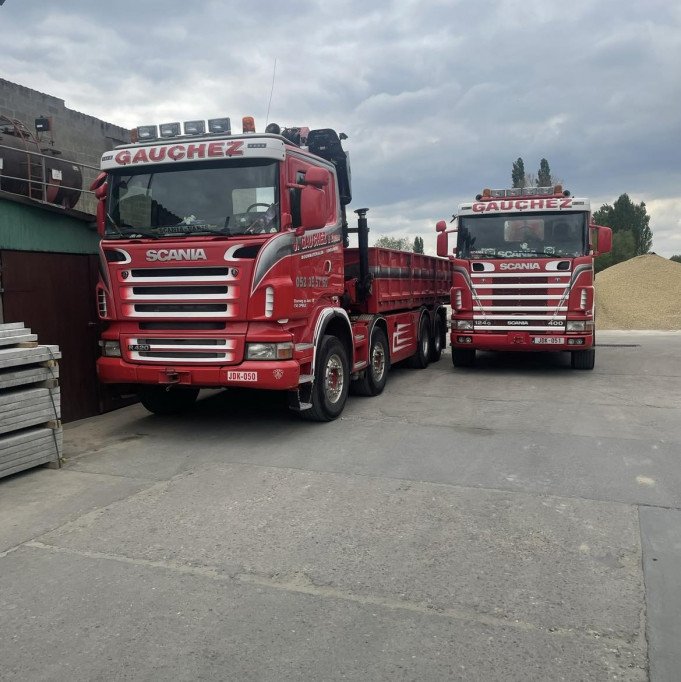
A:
[{"xmin": 0, "ymin": 323, "xmax": 62, "ymax": 478}]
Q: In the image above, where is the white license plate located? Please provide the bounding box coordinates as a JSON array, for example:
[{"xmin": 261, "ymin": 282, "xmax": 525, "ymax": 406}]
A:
[
  {"xmin": 227, "ymin": 371, "xmax": 258, "ymax": 382},
  {"xmin": 532, "ymin": 337, "xmax": 564, "ymax": 345}
]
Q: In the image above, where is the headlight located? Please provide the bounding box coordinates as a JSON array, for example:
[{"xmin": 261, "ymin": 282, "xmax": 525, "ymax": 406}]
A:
[
  {"xmin": 566, "ymin": 321, "xmax": 593, "ymax": 332},
  {"xmin": 246, "ymin": 342, "xmax": 293, "ymax": 360},
  {"xmin": 99, "ymin": 340, "xmax": 121, "ymax": 357},
  {"xmin": 454, "ymin": 320, "xmax": 474, "ymax": 331}
]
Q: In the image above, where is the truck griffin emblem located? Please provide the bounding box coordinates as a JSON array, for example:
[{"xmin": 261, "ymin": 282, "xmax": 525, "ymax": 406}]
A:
[{"xmin": 273, "ymin": 369, "xmax": 284, "ymax": 380}]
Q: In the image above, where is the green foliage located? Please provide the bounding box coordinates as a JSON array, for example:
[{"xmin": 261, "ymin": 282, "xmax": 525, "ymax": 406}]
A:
[
  {"xmin": 671, "ymin": 255, "xmax": 681, "ymax": 264},
  {"xmin": 593, "ymin": 194, "xmax": 652, "ymax": 256},
  {"xmin": 413, "ymin": 236, "xmax": 424, "ymax": 254},
  {"xmin": 537, "ymin": 159, "xmax": 552, "ymax": 186},
  {"xmin": 374, "ymin": 235, "xmax": 411, "ymax": 251},
  {"xmin": 595, "ymin": 230, "xmax": 636, "ymax": 273},
  {"xmin": 512, "ymin": 158, "xmax": 525, "ymax": 188}
]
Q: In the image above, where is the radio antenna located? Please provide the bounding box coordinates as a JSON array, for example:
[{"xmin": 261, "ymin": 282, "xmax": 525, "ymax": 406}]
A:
[{"xmin": 265, "ymin": 58, "xmax": 277, "ymax": 125}]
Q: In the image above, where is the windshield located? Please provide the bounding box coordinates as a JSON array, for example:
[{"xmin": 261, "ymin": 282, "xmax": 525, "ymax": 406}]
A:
[
  {"xmin": 458, "ymin": 212, "xmax": 588, "ymax": 258},
  {"xmin": 106, "ymin": 159, "xmax": 279, "ymax": 238}
]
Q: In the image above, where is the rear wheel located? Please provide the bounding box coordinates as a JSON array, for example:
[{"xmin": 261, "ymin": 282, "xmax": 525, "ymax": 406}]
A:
[
  {"xmin": 352, "ymin": 328, "xmax": 390, "ymax": 396},
  {"xmin": 571, "ymin": 348, "xmax": 595, "ymax": 370},
  {"xmin": 138, "ymin": 386, "xmax": 199, "ymax": 415},
  {"xmin": 407, "ymin": 315, "xmax": 430, "ymax": 369},
  {"xmin": 300, "ymin": 335, "xmax": 350, "ymax": 421},
  {"xmin": 452, "ymin": 348, "xmax": 476, "ymax": 367},
  {"xmin": 429, "ymin": 314, "xmax": 445, "ymax": 363}
]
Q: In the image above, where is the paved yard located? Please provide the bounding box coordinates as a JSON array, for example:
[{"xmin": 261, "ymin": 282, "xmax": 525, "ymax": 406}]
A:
[{"xmin": 1, "ymin": 331, "xmax": 680, "ymax": 680}]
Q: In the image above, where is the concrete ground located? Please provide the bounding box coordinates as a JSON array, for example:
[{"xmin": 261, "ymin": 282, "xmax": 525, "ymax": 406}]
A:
[{"xmin": 1, "ymin": 331, "xmax": 680, "ymax": 681}]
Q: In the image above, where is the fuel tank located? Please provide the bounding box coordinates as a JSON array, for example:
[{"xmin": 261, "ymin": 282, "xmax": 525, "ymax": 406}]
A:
[{"xmin": 0, "ymin": 117, "xmax": 82, "ymax": 208}]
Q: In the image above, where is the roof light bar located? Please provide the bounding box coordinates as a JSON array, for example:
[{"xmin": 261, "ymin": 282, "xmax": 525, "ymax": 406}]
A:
[
  {"xmin": 159, "ymin": 122, "xmax": 181, "ymax": 138},
  {"xmin": 208, "ymin": 117, "xmax": 231, "ymax": 134}
]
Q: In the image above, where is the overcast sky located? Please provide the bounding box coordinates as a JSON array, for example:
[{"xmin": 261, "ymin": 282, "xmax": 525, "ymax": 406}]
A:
[{"xmin": 3, "ymin": 0, "xmax": 680, "ymax": 255}]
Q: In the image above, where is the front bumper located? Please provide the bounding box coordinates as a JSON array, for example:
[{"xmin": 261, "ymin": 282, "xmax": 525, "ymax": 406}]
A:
[
  {"xmin": 450, "ymin": 331, "xmax": 594, "ymax": 352},
  {"xmin": 97, "ymin": 357, "xmax": 302, "ymax": 390}
]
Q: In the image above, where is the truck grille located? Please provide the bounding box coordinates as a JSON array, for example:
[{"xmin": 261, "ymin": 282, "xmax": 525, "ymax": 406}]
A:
[
  {"xmin": 118, "ymin": 266, "xmax": 239, "ymax": 319},
  {"xmin": 471, "ymin": 271, "xmax": 570, "ymax": 331},
  {"xmin": 126, "ymin": 337, "xmax": 236, "ymax": 363}
]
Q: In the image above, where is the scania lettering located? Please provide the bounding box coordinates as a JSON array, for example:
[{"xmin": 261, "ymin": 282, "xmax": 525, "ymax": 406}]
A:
[
  {"xmin": 436, "ymin": 185, "xmax": 612, "ymax": 370},
  {"xmin": 145, "ymin": 248, "xmax": 208, "ymax": 262},
  {"xmin": 93, "ymin": 116, "xmax": 451, "ymax": 419}
]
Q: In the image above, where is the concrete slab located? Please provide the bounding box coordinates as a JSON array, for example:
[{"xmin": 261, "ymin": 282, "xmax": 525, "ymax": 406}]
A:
[
  {"xmin": 639, "ymin": 506, "xmax": 681, "ymax": 681},
  {"xmin": 0, "ymin": 545, "xmax": 646, "ymax": 681},
  {"xmin": 42, "ymin": 464, "xmax": 644, "ymax": 641}
]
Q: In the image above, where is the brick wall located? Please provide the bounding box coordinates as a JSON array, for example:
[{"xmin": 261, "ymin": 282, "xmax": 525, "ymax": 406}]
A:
[{"xmin": 0, "ymin": 78, "xmax": 131, "ymax": 213}]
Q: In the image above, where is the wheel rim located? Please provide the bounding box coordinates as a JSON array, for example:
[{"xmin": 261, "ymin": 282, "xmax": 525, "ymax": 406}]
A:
[
  {"xmin": 324, "ymin": 353, "xmax": 345, "ymax": 404},
  {"xmin": 371, "ymin": 341, "xmax": 386, "ymax": 382}
]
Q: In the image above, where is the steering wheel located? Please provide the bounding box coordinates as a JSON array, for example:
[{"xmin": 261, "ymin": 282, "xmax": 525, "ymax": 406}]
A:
[{"xmin": 246, "ymin": 203, "xmax": 271, "ymax": 212}]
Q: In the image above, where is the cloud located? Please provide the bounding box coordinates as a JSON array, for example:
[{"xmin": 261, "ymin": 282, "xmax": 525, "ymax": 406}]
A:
[{"xmin": 1, "ymin": 0, "xmax": 679, "ymax": 255}]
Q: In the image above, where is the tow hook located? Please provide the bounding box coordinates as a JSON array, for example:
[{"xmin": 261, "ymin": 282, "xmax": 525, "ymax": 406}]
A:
[{"xmin": 164, "ymin": 368, "xmax": 180, "ymax": 384}]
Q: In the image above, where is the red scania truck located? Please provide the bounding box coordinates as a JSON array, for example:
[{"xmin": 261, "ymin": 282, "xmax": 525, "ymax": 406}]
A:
[
  {"xmin": 91, "ymin": 117, "xmax": 450, "ymax": 420},
  {"xmin": 436, "ymin": 185, "xmax": 612, "ymax": 370}
]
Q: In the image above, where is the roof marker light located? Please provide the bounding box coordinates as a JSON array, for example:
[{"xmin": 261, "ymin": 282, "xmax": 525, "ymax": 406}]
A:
[
  {"xmin": 137, "ymin": 125, "xmax": 158, "ymax": 141},
  {"xmin": 184, "ymin": 120, "xmax": 205, "ymax": 135},
  {"xmin": 159, "ymin": 122, "xmax": 181, "ymax": 138},
  {"xmin": 242, "ymin": 116, "xmax": 256, "ymax": 133},
  {"xmin": 208, "ymin": 117, "xmax": 231, "ymax": 134}
]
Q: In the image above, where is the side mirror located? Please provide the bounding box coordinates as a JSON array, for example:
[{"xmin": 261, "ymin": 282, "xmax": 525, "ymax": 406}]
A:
[
  {"xmin": 593, "ymin": 224, "xmax": 612, "ymax": 256},
  {"xmin": 304, "ymin": 166, "xmax": 329, "ymax": 188},
  {"xmin": 90, "ymin": 172, "xmax": 108, "ymax": 236},
  {"xmin": 300, "ymin": 185, "xmax": 326, "ymax": 230},
  {"xmin": 436, "ymin": 220, "xmax": 448, "ymax": 257}
]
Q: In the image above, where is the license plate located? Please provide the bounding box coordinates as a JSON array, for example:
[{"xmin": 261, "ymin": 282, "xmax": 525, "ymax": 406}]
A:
[
  {"xmin": 531, "ymin": 337, "xmax": 564, "ymax": 345},
  {"xmin": 227, "ymin": 371, "xmax": 258, "ymax": 382}
]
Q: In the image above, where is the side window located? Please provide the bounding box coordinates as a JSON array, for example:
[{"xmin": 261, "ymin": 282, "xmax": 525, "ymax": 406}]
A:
[{"xmin": 289, "ymin": 170, "xmax": 305, "ymax": 228}]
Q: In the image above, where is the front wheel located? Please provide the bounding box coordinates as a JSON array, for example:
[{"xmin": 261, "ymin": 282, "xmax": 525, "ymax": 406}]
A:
[
  {"xmin": 352, "ymin": 327, "xmax": 390, "ymax": 396},
  {"xmin": 138, "ymin": 386, "xmax": 199, "ymax": 415},
  {"xmin": 571, "ymin": 348, "xmax": 595, "ymax": 370},
  {"xmin": 300, "ymin": 335, "xmax": 350, "ymax": 421}
]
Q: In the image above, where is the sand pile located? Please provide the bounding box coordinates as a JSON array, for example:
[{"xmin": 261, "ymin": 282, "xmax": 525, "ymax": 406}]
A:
[{"xmin": 596, "ymin": 254, "xmax": 681, "ymax": 330}]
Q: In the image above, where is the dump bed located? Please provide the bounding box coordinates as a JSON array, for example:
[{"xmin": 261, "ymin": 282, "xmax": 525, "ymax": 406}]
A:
[{"xmin": 345, "ymin": 247, "xmax": 452, "ymax": 314}]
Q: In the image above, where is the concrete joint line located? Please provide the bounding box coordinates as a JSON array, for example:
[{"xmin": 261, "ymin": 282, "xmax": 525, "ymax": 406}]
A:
[{"xmin": 24, "ymin": 540, "xmax": 634, "ymax": 648}]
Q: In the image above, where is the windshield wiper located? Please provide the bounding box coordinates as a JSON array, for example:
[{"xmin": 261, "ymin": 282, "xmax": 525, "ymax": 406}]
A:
[{"xmin": 116, "ymin": 226, "xmax": 161, "ymax": 239}]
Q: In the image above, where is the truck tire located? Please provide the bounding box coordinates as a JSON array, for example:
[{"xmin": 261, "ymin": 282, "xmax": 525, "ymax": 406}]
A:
[
  {"xmin": 571, "ymin": 348, "xmax": 595, "ymax": 370},
  {"xmin": 138, "ymin": 386, "xmax": 199, "ymax": 415},
  {"xmin": 352, "ymin": 327, "xmax": 390, "ymax": 397},
  {"xmin": 429, "ymin": 314, "xmax": 445, "ymax": 363},
  {"xmin": 452, "ymin": 348, "xmax": 476, "ymax": 367},
  {"xmin": 407, "ymin": 315, "xmax": 430, "ymax": 369},
  {"xmin": 300, "ymin": 335, "xmax": 350, "ymax": 421}
]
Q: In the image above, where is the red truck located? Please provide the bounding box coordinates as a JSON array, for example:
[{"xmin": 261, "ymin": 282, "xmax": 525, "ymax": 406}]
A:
[
  {"xmin": 436, "ymin": 185, "xmax": 612, "ymax": 370},
  {"xmin": 91, "ymin": 117, "xmax": 450, "ymax": 420}
]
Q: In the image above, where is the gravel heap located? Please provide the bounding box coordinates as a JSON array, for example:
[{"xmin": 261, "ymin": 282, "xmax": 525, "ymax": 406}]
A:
[{"xmin": 596, "ymin": 254, "xmax": 681, "ymax": 330}]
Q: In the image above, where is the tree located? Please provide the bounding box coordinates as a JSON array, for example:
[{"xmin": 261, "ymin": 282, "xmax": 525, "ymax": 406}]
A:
[
  {"xmin": 512, "ymin": 158, "xmax": 525, "ymax": 188},
  {"xmin": 374, "ymin": 236, "xmax": 411, "ymax": 250},
  {"xmin": 671, "ymin": 255, "xmax": 681, "ymax": 264},
  {"xmin": 413, "ymin": 236, "xmax": 424, "ymax": 254},
  {"xmin": 537, "ymin": 158, "xmax": 552, "ymax": 187},
  {"xmin": 593, "ymin": 194, "xmax": 652, "ymax": 257}
]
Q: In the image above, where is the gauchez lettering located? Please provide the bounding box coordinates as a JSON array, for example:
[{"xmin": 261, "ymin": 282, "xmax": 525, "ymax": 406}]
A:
[
  {"xmin": 116, "ymin": 141, "xmax": 244, "ymax": 166},
  {"xmin": 146, "ymin": 248, "xmax": 207, "ymax": 262},
  {"xmin": 472, "ymin": 198, "xmax": 572, "ymax": 213}
]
